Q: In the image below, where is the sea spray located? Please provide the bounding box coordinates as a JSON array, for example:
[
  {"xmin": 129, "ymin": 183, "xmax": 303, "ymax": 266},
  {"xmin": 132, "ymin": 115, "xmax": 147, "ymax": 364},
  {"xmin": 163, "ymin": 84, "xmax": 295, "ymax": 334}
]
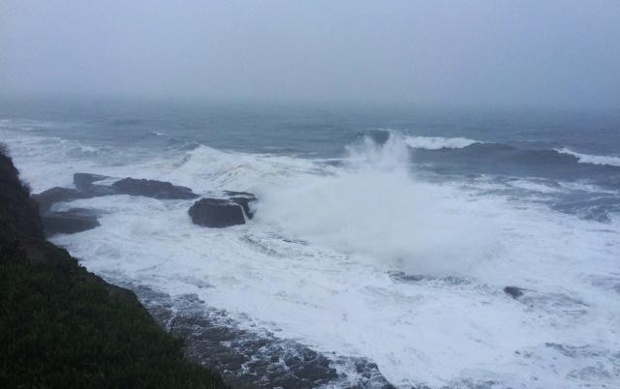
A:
[{"xmin": 258, "ymin": 132, "xmax": 497, "ymax": 276}]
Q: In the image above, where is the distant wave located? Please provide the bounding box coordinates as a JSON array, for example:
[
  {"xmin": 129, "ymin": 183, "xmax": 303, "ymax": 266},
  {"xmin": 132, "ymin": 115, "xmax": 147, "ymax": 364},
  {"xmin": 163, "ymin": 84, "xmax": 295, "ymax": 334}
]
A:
[
  {"xmin": 111, "ymin": 118, "xmax": 143, "ymax": 126},
  {"xmin": 404, "ymin": 135, "xmax": 480, "ymax": 150},
  {"xmin": 0, "ymin": 118, "xmax": 55, "ymax": 132},
  {"xmin": 556, "ymin": 148, "xmax": 620, "ymax": 167}
]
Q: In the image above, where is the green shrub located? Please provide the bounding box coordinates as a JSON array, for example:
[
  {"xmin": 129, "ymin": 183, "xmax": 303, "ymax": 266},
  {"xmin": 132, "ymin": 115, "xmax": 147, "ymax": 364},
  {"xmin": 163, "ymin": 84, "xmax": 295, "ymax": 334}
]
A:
[
  {"xmin": 0, "ymin": 141, "xmax": 228, "ymax": 389},
  {"xmin": 0, "ymin": 241, "xmax": 228, "ymax": 389}
]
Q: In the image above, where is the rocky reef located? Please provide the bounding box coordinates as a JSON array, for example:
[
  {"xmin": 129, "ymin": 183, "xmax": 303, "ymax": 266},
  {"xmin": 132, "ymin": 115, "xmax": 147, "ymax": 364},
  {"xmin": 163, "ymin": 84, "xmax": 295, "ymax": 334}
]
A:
[{"xmin": 35, "ymin": 172, "xmax": 257, "ymax": 235}]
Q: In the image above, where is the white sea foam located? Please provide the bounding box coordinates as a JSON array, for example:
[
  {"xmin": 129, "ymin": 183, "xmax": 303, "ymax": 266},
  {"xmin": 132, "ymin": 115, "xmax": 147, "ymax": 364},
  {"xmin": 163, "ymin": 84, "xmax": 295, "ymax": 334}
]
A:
[
  {"xmin": 557, "ymin": 147, "xmax": 620, "ymax": 167},
  {"xmin": 3, "ymin": 128, "xmax": 619, "ymax": 388},
  {"xmin": 258, "ymin": 134, "xmax": 496, "ymax": 276},
  {"xmin": 404, "ymin": 135, "xmax": 479, "ymax": 150}
]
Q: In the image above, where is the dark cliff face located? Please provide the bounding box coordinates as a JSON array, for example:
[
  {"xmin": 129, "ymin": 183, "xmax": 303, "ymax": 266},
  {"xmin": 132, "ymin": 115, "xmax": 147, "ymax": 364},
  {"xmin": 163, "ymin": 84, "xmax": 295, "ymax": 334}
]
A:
[{"xmin": 0, "ymin": 147, "xmax": 44, "ymax": 242}]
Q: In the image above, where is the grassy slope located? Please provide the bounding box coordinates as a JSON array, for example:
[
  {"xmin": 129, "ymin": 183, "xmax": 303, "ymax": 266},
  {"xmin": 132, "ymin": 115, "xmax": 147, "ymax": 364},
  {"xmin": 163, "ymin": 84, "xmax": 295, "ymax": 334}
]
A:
[{"xmin": 0, "ymin": 145, "xmax": 229, "ymax": 389}]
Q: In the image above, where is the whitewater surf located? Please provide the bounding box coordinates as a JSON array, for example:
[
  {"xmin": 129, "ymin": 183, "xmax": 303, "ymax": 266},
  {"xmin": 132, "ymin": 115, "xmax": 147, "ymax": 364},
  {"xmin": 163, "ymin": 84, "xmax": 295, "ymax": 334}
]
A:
[{"xmin": 1, "ymin": 100, "xmax": 619, "ymax": 388}]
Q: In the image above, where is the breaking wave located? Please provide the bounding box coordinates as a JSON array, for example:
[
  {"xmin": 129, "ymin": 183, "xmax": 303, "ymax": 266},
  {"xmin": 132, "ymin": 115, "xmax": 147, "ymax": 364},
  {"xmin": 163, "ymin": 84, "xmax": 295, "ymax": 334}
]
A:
[
  {"xmin": 404, "ymin": 135, "xmax": 480, "ymax": 150},
  {"xmin": 556, "ymin": 147, "xmax": 620, "ymax": 167}
]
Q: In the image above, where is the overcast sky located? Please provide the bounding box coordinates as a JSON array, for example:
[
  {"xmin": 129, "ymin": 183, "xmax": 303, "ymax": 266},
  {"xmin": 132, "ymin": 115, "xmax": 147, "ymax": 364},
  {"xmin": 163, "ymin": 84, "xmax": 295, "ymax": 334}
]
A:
[{"xmin": 1, "ymin": 0, "xmax": 619, "ymax": 109}]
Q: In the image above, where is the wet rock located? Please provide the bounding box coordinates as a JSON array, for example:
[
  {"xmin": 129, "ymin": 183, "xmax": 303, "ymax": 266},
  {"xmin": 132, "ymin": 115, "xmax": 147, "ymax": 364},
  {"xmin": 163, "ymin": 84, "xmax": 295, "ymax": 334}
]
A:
[
  {"xmin": 73, "ymin": 173, "xmax": 110, "ymax": 190},
  {"xmin": 136, "ymin": 290, "xmax": 340, "ymax": 389},
  {"xmin": 343, "ymin": 358, "xmax": 396, "ymax": 389},
  {"xmin": 34, "ymin": 187, "xmax": 90, "ymax": 213},
  {"xmin": 131, "ymin": 288, "xmax": 396, "ymax": 389},
  {"xmin": 111, "ymin": 177, "xmax": 198, "ymax": 199},
  {"xmin": 504, "ymin": 286, "xmax": 525, "ymax": 299},
  {"xmin": 36, "ymin": 175, "xmax": 201, "ymax": 221},
  {"xmin": 224, "ymin": 191, "xmax": 257, "ymax": 219},
  {"xmin": 86, "ymin": 183, "xmax": 119, "ymax": 197},
  {"xmin": 42, "ymin": 208, "xmax": 100, "ymax": 237},
  {"xmin": 189, "ymin": 198, "xmax": 247, "ymax": 228}
]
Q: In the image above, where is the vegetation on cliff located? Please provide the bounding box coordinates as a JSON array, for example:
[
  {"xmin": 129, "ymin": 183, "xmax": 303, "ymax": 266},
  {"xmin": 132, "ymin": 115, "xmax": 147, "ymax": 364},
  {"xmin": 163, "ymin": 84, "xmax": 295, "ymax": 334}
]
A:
[{"xmin": 0, "ymin": 144, "xmax": 228, "ymax": 389}]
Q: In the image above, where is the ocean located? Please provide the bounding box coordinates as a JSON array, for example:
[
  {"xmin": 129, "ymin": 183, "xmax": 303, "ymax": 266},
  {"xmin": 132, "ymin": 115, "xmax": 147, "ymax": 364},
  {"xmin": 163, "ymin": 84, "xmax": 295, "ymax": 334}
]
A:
[{"xmin": 1, "ymin": 97, "xmax": 619, "ymax": 388}]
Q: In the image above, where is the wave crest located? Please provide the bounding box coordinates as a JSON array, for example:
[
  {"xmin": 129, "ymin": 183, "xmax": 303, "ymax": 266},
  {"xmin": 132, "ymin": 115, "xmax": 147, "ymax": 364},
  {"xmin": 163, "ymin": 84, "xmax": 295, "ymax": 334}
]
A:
[
  {"xmin": 556, "ymin": 148, "xmax": 620, "ymax": 167},
  {"xmin": 404, "ymin": 135, "xmax": 480, "ymax": 150}
]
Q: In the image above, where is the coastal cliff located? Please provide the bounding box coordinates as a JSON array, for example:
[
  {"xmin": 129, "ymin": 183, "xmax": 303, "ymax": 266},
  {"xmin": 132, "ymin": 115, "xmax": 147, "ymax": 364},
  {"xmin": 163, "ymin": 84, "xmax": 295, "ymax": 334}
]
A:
[{"xmin": 0, "ymin": 144, "xmax": 228, "ymax": 388}]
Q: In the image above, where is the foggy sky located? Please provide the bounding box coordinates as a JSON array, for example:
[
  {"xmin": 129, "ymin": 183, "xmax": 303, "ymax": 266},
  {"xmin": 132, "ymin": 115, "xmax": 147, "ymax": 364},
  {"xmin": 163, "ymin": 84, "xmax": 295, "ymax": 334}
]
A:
[{"xmin": 2, "ymin": 0, "xmax": 619, "ymax": 109}]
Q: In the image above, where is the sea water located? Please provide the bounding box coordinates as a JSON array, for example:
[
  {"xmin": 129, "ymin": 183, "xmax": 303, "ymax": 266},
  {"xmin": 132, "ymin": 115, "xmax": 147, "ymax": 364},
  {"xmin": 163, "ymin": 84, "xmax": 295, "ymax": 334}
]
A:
[{"xmin": 1, "ymin": 97, "xmax": 619, "ymax": 388}]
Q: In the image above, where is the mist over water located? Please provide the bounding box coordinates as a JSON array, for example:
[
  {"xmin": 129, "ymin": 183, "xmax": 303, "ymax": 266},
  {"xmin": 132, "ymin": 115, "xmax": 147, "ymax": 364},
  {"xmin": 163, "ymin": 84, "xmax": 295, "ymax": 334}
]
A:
[{"xmin": 3, "ymin": 1, "xmax": 620, "ymax": 110}]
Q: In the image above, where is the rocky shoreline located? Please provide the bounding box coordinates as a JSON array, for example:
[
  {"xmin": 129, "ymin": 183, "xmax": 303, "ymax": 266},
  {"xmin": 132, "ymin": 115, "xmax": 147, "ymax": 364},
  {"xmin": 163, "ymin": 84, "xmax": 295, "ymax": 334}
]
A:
[
  {"xmin": 1, "ymin": 144, "xmax": 397, "ymax": 388},
  {"xmin": 133, "ymin": 285, "xmax": 396, "ymax": 389}
]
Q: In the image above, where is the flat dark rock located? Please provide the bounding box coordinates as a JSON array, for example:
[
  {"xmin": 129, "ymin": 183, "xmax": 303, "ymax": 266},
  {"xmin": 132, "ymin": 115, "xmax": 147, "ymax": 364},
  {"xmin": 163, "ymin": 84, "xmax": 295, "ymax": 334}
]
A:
[
  {"xmin": 42, "ymin": 208, "xmax": 100, "ymax": 237},
  {"xmin": 111, "ymin": 177, "xmax": 198, "ymax": 199},
  {"xmin": 36, "ymin": 175, "xmax": 199, "ymax": 216},
  {"xmin": 189, "ymin": 198, "xmax": 247, "ymax": 228}
]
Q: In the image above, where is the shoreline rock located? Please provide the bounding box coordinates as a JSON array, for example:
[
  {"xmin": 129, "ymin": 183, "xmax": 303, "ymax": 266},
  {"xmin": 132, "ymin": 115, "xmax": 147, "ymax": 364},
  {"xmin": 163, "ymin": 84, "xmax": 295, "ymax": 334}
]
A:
[
  {"xmin": 189, "ymin": 198, "xmax": 247, "ymax": 228},
  {"xmin": 189, "ymin": 192, "xmax": 257, "ymax": 228}
]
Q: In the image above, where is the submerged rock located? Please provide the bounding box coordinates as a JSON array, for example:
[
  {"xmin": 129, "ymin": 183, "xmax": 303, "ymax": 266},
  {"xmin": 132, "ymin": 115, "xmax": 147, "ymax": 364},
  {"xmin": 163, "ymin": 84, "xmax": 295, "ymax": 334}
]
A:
[
  {"xmin": 42, "ymin": 208, "xmax": 100, "ymax": 237},
  {"xmin": 189, "ymin": 198, "xmax": 247, "ymax": 228},
  {"xmin": 34, "ymin": 187, "xmax": 90, "ymax": 213},
  {"xmin": 504, "ymin": 286, "xmax": 526, "ymax": 299},
  {"xmin": 73, "ymin": 172, "xmax": 110, "ymax": 190}
]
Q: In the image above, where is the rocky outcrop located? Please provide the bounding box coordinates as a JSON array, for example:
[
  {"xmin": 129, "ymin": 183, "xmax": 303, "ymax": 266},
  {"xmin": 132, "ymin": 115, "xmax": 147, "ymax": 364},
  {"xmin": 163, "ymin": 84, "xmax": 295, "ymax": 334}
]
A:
[
  {"xmin": 189, "ymin": 192, "xmax": 257, "ymax": 228},
  {"xmin": 74, "ymin": 173, "xmax": 199, "ymax": 200},
  {"xmin": 33, "ymin": 173, "xmax": 200, "ymax": 229},
  {"xmin": 35, "ymin": 172, "xmax": 258, "ymax": 233},
  {"xmin": 189, "ymin": 199, "xmax": 247, "ymax": 228}
]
